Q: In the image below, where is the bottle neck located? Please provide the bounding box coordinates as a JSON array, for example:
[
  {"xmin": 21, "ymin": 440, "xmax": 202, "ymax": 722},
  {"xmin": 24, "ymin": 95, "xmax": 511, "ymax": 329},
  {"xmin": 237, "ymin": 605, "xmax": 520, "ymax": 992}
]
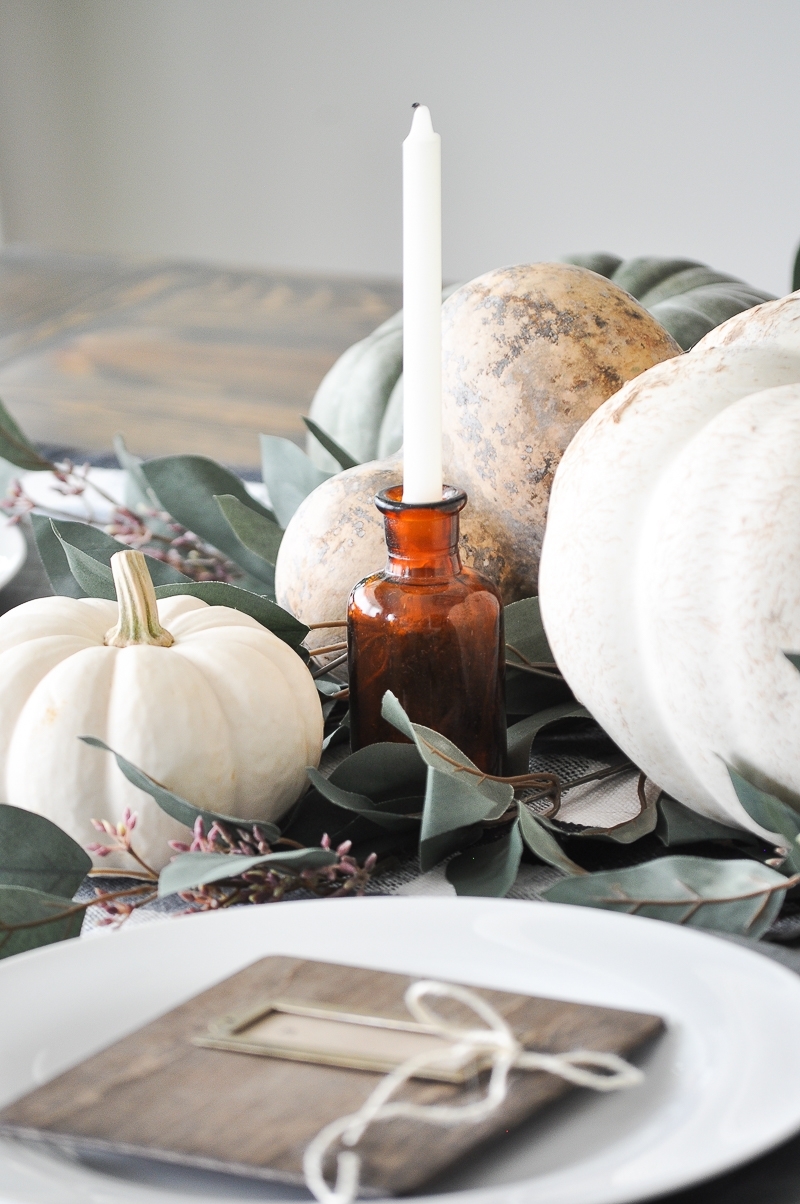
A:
[{"xmin": 377, "ymin": 486, "xmax": 465, "ymax": 580}]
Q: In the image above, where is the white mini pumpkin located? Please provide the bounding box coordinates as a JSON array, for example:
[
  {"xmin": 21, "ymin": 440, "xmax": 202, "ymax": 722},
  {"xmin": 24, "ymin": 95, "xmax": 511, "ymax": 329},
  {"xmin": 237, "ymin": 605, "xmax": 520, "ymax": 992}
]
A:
[
  {"xmin": 0, "ymin": 551, "xmax": 323, "ymax": 868},
  {"xmin": 539, "ymin": 293, "xmax": 800, "ymax": 833}
]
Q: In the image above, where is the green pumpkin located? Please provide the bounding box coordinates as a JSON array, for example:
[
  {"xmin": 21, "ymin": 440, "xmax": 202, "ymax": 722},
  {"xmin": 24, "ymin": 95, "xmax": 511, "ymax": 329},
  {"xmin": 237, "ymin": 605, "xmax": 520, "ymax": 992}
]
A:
[
  {"xmin": 306, "ymin": 285, "xmax": 458, "ymax": 472},
  {"xmin": 305, "ymin": 256, "xmax": 774, "ymax": 471},
  {"xmin": 563, "ymin": 254, "xmax": 774, "ymax": 354}
]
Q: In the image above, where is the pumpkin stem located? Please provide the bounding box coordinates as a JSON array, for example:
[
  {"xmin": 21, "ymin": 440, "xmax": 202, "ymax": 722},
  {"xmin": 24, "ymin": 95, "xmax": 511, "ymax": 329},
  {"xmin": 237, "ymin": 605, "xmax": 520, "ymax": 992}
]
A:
[{"xmin": 105, "ymin": 550, "xmax": 174, "ymax": 648}]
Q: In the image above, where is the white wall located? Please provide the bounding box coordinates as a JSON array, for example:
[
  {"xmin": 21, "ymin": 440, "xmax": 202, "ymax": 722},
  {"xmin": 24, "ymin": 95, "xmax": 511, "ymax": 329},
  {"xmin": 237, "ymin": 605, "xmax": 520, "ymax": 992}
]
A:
[{"xmin": 0, "ymin": 0, "xmax": 798, "ymax": 296}]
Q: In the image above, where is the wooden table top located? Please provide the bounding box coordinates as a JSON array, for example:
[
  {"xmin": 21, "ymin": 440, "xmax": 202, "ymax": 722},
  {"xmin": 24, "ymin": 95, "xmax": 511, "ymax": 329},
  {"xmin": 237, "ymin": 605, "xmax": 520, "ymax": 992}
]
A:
[
  {"xmin": 0, "ymin": 246, "xmax": 401, "ymax": 469},
  {"xmin": 4, "ymin": 252, "xmax": 800, "ymax": 1204}
]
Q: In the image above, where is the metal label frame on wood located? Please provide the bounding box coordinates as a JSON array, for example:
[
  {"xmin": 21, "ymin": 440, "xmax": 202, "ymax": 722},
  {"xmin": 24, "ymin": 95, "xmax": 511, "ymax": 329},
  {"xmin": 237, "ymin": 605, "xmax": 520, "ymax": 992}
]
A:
[{"xmin": 193, "ymin": 997, "xmax": 492, "ymax": 1082}]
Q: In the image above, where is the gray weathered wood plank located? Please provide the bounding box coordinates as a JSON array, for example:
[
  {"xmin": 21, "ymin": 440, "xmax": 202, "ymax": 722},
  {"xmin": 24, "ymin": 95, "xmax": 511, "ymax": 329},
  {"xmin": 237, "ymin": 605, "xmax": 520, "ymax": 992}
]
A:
[{"xmin": 0, "ymin": 247, "xmax": 401, "ymax": 467}]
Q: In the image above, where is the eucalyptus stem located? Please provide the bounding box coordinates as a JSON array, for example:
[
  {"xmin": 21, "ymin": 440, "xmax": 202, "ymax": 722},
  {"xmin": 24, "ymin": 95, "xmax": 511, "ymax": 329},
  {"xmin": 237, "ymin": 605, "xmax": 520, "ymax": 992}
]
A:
[
  {"xmin": 311, "ymin": 651, "xmax": 348, "ymax": 678},
  {"xmin": 520, "ymin": 761, "xmax": 634, "ymax": 807},
  {"xmin": 505, "ymin": 643, "xmax": 563, "ymax": 679},
  {"xmin": 602, "ymin": 873, "xmax": 800, "ymax": 927},
  {"xmin": 87, "ymin": 867, "xmax": 157, "ymax": 881},
  {"xmin": 309, "ymin": 641, "xmax": 348, "ymax": 657},
  {"xmin": 121, "ymin": 844, "xmax": 160, "ymax": 878},
  {"xmin": 0, "ymin": 883, "xmax": 155, "ymax": 934},
  {"xmin": 416, "ymin": 732, "xmax": 559, "ymax": 790}
]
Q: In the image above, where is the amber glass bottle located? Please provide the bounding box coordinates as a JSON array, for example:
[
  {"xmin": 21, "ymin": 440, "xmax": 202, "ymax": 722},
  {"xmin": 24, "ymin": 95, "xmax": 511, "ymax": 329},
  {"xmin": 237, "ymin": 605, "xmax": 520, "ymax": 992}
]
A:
[{"xmin": 347, "ymin": 485, "xmax": 506, "ymax": 773}]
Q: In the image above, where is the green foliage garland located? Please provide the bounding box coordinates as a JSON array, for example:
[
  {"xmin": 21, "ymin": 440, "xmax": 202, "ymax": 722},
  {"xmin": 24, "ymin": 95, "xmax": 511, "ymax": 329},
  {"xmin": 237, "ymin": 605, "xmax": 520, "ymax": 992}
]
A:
[{"xmin": 0, "ymin": 395, "xmax": 797, "ymax": 959}]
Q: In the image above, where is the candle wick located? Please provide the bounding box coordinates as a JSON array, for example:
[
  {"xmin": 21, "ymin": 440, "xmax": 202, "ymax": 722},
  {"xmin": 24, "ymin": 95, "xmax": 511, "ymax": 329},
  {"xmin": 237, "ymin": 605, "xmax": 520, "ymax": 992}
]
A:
[{"xmin": 411, "ymin": 101, "xmax": 420, "ymax": 109}]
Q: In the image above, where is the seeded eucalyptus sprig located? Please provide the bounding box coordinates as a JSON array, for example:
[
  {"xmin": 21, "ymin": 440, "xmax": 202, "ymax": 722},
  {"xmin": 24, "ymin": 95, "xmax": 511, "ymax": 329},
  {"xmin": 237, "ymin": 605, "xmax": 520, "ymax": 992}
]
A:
[
  {"xmin": 0, "ymin": 803, "xmax": 157, "ymax": 954},
  {"xmin": 0, "ymin": 394, "xmax": 293, "ymax": 620},
  {"xmin": 0, "ymin": 793, "xmax": 378, "ymax": 957}
]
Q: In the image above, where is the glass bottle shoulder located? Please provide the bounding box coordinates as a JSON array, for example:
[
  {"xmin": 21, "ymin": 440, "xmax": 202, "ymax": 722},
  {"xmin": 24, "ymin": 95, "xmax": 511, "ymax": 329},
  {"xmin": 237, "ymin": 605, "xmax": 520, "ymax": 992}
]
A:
[{"xmin": 349, "ymin": 565, "xmax": 503, "ymax": 621}]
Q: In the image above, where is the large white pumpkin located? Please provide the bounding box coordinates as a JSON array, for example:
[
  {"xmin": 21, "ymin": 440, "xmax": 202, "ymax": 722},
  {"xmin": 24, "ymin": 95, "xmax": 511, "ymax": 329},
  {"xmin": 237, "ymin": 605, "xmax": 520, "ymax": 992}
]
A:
[
  {"xmin": 0, "ymin": 552, "xmax": 323, "ymax": 868},
  {"xmin": 539, "ymin": 293, "xmax": 800, "ymax": 833}
]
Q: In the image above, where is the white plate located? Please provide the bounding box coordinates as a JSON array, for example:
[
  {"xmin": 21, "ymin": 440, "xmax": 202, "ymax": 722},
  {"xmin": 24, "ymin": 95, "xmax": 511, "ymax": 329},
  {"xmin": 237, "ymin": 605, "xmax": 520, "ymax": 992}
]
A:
[
  {"xmin": 1, "ymin": 898, "xmax": 800, "ymax": 1204},
  {"xmin": 0, "ymin": 521, "xmax": 26, "ymax": 592},
  {"xmin": 19, "ymin": 469, "xmax": 128, "ymax": 525},
  {"xmin": 18, "ymin": 470, "xmax": 271, "ymax": 526}
]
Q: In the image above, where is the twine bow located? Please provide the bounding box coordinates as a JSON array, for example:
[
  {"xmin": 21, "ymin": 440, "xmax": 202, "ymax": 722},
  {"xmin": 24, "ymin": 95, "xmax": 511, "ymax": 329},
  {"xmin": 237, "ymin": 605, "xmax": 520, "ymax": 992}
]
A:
[{"xmin": 303, "ymin": 980, "xmax": 644, "ymax": 1204}]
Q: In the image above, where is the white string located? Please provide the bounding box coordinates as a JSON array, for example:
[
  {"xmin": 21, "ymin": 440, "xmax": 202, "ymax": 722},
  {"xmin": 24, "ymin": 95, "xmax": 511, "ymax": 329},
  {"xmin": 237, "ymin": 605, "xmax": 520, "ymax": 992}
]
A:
[{"xmin": 303, "ymin": 979, "xmax": 644, "ymax": 1204}]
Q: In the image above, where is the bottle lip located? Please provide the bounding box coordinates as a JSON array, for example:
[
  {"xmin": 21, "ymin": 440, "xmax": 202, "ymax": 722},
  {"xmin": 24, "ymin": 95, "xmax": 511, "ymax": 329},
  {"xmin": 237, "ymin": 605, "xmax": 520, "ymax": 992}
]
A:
[{"xmin": 375, "ymin": 485, "xmax": 467, "ymax": 514}]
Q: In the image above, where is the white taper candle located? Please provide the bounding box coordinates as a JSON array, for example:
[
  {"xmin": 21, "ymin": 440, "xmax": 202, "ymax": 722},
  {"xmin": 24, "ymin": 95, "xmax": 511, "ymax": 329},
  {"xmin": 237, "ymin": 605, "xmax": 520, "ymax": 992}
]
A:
[{"xmin": 402, "ymin": 104, "xmax": 443, "ymax": 504}]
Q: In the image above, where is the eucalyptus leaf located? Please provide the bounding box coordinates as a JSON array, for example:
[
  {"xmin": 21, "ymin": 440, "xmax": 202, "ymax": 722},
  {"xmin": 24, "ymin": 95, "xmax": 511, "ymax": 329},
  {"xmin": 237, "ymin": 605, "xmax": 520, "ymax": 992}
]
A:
[
  {"xmin": 446, "ymin": 823, "xmax": 523, "ymax": 897},
  {"xmin": 0, "ymin": 396, "xmax": 54, "ymax": 471},
  {"xmin": 141, "ymin": 455, "xmax": 278, "ymax": 585},
  {"xmin": 503, "ymin": 596, "xmax": 576, "ymax": 716},
  {"xmin": 302, "ymin": 417, "xmax": 359, "ymax": 471},
  {"xmin": 51, "ymin": 517, "xmax": 190, "ymax": 587},
  {"xmin": 153, "ymin": 581, "xmax": 308, "ymax": 648},
  {"xmin": 328, "ymin": 742, "xmax": 425, "ymax": 803},
  {"xmin": 113, "ymin": 434, "xmax": 173, "ymax": 537},
  {"xmin": 0, "ymin": 885, "xmax": 84, "ymax": 959},
  {"xmin": 420, "ymin": 770, "xmax": 498, "ymax": 871},
  {"xmin": 656, "ymin": 794, "xmax": 762, "ymax": 848},
  {"xmin": 543, "ymin": 855, "xmax": 791, "ymax": 938},
  {"xmin": 0, "ymin": 805, "xmax": 91, "ymax": 897},
  {"xmin": 305, "ymin": 768, "xmax": 417, "ymax": 832},
  {"xmin": 381, "ymin": 691, "xmax": 513, "ymax": 815},
  {"xmin": 506, "ymin": 703, "xmax": 590, "ymax": 775},
  {"xmin": 785, "ymin": 652, "xmax": 800, "ymax": 672},
  {"xmin": 315, "ymin": 678, "xmax": 345, "ymax": 696},
  {"xmin": 505, "ymin": 666, "xmax": 575, "ymax": 717},
  {"xmin": 280, "ymin": 784, "xmax": 370, "ymax": 853},
  {"xmin": 214, "ymin": 494, "xmax": 283, "ymax": 568},
  {"xmin": 50, "ymin": 520, "xmax": 132, "ymax": 570},
  {"xmin": 592, "ymin": 781, "xmax": 659, "ymax": 844},
  {"xmin": 53, "ymin": 529, "xmax": 114, "ymax": 598},
  {"xmin": 504, "ymin": 596, "xmax": 555, "ymax": 667},
  {"xmin": 260, "ymin": 435, "xmax": 331, "ymax": 527},
  {"xmin": 725, "ymin": 764, "xmax": 800, "ymax": 874},
  {"xmin": 159, "ymin": 847, "xmax": 336, "ymax": 897},
  {"xmin": 379, "ymin": 692, "xmax": 512, "ymax": 870},
  {"xmin": 113, "ymin": 433, "xmax": 153, "ymax": 507},
  {"xmin": 322, "ymin": 715, "xmax": 351, "ymax": 753},
  {"xmin": 316, "ymin": 678, "xmax": 345, "ymax": 711},
  {"xmin": 31, "ymin": 512, "xmax": 87, "ymax": 597},
  {"xmin": 517, "ymin": 800, "xmax": 586, "ymax": 875},
  {"xmin": 544, "ymin": 771, "xmax": 658, "ymax": 845},
  {"xmin": 80, "ymin": 737, "xmax": 281, "ymax": 842}
]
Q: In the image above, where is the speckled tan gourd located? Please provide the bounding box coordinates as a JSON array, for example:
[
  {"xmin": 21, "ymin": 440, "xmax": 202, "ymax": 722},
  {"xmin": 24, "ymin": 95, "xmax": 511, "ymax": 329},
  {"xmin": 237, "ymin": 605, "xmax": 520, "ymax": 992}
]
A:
[
  {"xmin": 441, "ymin": 263, "xmax": 681, "ymax": 602},
  {"xmin": 276, "ymin": 264, "xmax": 681, "ymax": 625},
  {"xmin": 275, "ymin": 456, "xmax": 401, "ymax": 653}
]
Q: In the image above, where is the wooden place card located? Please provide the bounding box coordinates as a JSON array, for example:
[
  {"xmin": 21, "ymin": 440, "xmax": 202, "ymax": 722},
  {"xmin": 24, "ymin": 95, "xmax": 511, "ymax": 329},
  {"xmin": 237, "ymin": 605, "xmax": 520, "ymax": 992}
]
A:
[{"xmin": 0, "ymin": 956, "xmax": 663, "ymax": 1196}]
